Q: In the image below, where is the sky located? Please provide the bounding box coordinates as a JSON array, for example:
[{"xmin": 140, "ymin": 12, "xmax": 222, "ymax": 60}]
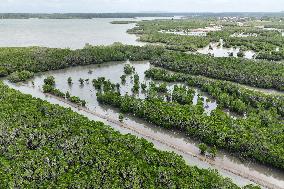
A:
[{"xmin": 0, "ymin": 0, "xmax": 283, "ymax": 13}]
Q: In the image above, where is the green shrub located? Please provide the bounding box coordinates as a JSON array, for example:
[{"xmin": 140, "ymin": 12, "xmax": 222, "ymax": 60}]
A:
[
  {"xmin": 198, "ymin": 143, "xmax": 208, "ymax": 155},
  {"xmin": 8, "ymin": 70, "xmax": 34, "ymax": 82},
  {"xmin": 44, "ymin": 76, "xmax": 55, "ymax": 86}
]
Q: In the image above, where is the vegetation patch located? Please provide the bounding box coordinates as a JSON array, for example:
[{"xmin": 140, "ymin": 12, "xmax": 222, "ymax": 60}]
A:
[
  {"xmin": 96, "ymin": 78, "xmax": 284, "ymax": 170},
  {"xmin": 7, "ymin": 70, "xmax": 34, "ymax": 83},
  {"xmin": 0, "ymin": 81, "xmax": 255, "ymax": 188}
]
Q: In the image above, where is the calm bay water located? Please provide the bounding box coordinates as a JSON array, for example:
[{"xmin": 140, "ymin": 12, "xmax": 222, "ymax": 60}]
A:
[
  {"xmin": 0, "ymin": 18, "xmax": 144, "ymax": 49},
  {"xmin": 0, "ymin": 17, "xmax": 182, "ymax": 49}
]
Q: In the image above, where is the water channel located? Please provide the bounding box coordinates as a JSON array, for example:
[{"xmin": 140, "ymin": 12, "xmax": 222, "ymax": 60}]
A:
[{"xmin": 3, "ymin": 61, "xmax": 284, "ymax": 189}]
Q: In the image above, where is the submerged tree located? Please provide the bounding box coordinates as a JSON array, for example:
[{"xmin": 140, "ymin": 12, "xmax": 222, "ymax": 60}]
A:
[
  {"xmin": 66, "ymin": 91, "xmax": 71, "ymax": 99},
  {"xmin": 79, "ymin": 78, "xmax": 84, "ymax": 85},
  {"xmin": 119, "ymin": 113, "xmax": 124, "ymax": 122},
  {"xmin": 141, "ymin": 83, "xmax": 147, "ymax": 91},
  {"xmin": 124, "ymin": 64, "xmax": 135, "ymax": 75},
  {"xmin": 237, "ymin": 50, "xmax": 245, "ymax": 57},
  {"xmin": 67, "ymin": 77, "xmax": 72, "ymax": 84},
  {"xmin": 44, "ymin": 76, "xmax": 55, "ymax": 86},
  {"xmin": 120, "ymin": 75, "xmax": 126, "ymax": 84}
]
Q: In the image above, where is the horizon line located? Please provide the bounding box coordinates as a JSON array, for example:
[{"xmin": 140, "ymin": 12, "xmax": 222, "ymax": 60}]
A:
[{"xmin": 0, "ymin": 11, "xmax": 283, "ymax": 14}]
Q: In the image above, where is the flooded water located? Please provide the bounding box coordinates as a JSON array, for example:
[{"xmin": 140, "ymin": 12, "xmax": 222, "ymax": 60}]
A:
[
  {"xmin": 3, "ymin": 60, "xmax": 284, "ymax": 189},
  {"xmin": 230, "ymin": 33, "xmax": 258, "ymax": 37},
  {"xmin": 12, "ymin": 61, "xmax": 217, "ymax": 115},
  {"xmin": 159, "ymin": 26, "xmax": 222, "ymax": 37},
  {"xmin": 160, "ymin": 30, "xmax": 207, "ymax": 36},
  {"xmin": 197, "ymin": 40, "xmax": 256, "ymax": 59},
  {"xmin": 261, "ymin": 27, "xmax": 284, "ymax": 36},
  {"xmin": 0, "ymin": 18, "xmax": 144, "ymax": 49}
]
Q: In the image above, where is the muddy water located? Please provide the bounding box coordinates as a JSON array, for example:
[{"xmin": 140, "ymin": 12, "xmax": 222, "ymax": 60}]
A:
[
  {"xmin": 3, "ymin": 61, "xmax": 284, "ymax": 189},
  {"xmin": 17, "ymin": 61, "xmax": 217, "ymax": 115},
  {"xmin": 197, "ymin": 40, "xmax": 256, "ymax": 59}
]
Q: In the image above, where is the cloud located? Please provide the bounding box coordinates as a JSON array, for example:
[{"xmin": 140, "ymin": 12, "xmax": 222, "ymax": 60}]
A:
[{"xmin": 0, "ymin": 0, "xmax": 283, "ymax": 13}]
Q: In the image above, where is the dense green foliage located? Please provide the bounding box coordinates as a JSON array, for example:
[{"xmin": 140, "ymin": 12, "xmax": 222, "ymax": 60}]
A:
[
  {"xmin": 139, "ymin": 33, "xmax": 210, "ymax": 52},
  {"xmin": 0, "ymin": 66, "xmax": 9, "ymax": 77},
  {"xmin": 129, "ymin": 18, "xmax": 284, "ymax": 60},
  {"xmin": 150, "ymin": 51, "xmax": 284, "ymax": 91},
  {"xmin": 7, "ymin": 70, "xmax": 34, "ymax": 83},
  {"xmin": 132, "ymin": 74, "xmax": 140, "ymax": 93},
  {"xmin": 198, "ymin": 143, "xmax": 208, "ymax": 155},
  {"xmin": 148, "ymin": 82, "xmax": 168, "ymax": 93},
  {"xmin": 69, "ymin": 96, "xmax": 87, "ymax": 106},
  {"xmin": 96, "ymin": 79, "xmax": 284, "ymax": 170},
  {"xmin": 43, "ymin": 83, "xmax": 65, "ymax": 97},
  {"xmin": 1, "ymin": 16, "xmax": 283, "ymax": 188},
  {"xmin": 0, "ymin": 44, "xmax": 164, "ymax": 76},
  {"xmin": 1, "ymin": 43, "xmax": 283, "ymax": 92},
  {"xmin": 209, "ymin": 29, "xmax": 284, "ymax": 52},
  {"xmin": 124, "ymin": 64, "xmax": 135, "ymax": 74},
  {"xmin": 128, "ymin": 19, "xmax": 209, "ymax": 34},
  {"xmin": 171, "ymin": 85, "xmax": 195, "ymax": 105},
  {"xmin": 92, "ymin": 77, "xmax": 117, "ymax": 93},
  {"xmin": 256, "ymin": 50, "xmax": 284, "ymax": 61},
  {"xmin": 145, "ymin": 68, "xmax": 284, "ymax": 118},
  {"xmin": 128, "ymin": 19, "xmax": 211, "ymax": 51},
  {"xmin": 44, "ymin": 76, "xmax": 56, "ymax": 86},
  {"xmin": 0, "ymin": 81, "xmax": 252, "ymax": 188}
]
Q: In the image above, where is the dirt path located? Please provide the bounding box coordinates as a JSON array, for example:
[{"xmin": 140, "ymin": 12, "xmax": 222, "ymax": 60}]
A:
[{"xmin": 43, "ymin": 92, "xmax": 282, "ymax": 189}]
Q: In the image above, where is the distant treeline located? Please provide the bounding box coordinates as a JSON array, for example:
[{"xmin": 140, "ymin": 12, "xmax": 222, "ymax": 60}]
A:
[
  {"xmin": 0, "ymin": 13, "xmax": 178, "ymax": 19},
  {"xmin": 0, "ymin": 12, "xmax": 284, "ymax": 19}
]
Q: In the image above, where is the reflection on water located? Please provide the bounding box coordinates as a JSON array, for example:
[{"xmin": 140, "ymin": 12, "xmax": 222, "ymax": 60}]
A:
[
  {"xmin": 197, "ymin": 40, "xmax": 256, "ymax": 59},
  {"xmin": 22, "ymin": 61, "xmax": 217, "ymax": 115},
  {"xmin": 3, "ymin": 61, "xmax": 284, "ymax": 189},
  {"xmin": 0, "ymin": 18, "xmax": 144, "ymax": 49}
]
